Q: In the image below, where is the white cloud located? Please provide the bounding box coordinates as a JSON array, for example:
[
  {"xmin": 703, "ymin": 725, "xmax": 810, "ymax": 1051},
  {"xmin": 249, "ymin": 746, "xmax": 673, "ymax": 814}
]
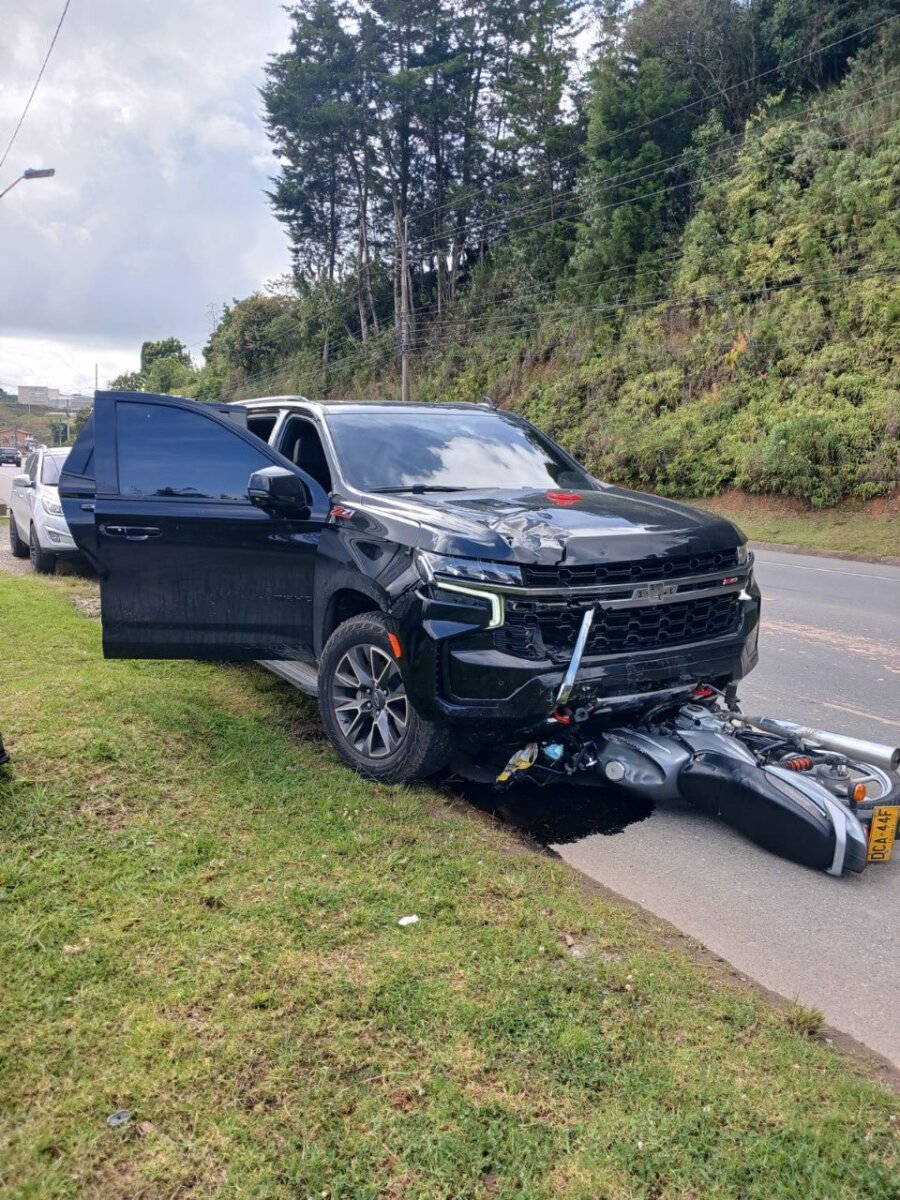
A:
[
  {"xmin": 0, "ymin": 0, "xmax": 292, "ymax": 393},
  {"xmin": 0, "ymin": 333, "xmax": 136, "ymax": 394}
]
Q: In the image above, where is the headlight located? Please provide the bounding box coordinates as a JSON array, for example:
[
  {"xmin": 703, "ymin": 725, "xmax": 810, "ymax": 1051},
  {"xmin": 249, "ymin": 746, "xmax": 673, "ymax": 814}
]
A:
[
  {"xmin": 415, "ymin": 550, "xmax": 522, "ymax": 587},
  {"xmin": 41, "ymin": 496, "xmax": 63, "ymax": 515},
  {"xmin": 735, "ymin": 544, "xmax": 751, "ymax": 566}
]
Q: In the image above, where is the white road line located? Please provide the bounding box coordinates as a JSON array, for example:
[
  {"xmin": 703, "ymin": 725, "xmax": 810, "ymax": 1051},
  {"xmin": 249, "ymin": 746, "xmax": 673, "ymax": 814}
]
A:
[
  {"xmin": 819, "ymin": 699, "xmax": 900, "ymax": 732},
  {"xmin": 754, "ymin": 556, "xmax": 900, "ymax": 584}
]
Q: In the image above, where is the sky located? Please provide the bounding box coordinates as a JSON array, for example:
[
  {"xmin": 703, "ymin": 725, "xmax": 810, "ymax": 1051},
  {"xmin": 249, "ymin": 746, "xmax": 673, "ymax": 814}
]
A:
[{"xmin": 0, "ymin": 0, "xmax": 293, "ymax": 394}]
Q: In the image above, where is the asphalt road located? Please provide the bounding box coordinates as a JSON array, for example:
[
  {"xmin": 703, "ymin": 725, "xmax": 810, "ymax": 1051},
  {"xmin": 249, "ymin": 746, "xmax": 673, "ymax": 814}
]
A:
[{"xmin": 554, "ymin": 550, "xmax": 900, "ymax": 1066}]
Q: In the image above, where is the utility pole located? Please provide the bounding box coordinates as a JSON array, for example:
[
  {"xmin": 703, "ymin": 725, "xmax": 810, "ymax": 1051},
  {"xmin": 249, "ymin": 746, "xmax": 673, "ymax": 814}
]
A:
[
  {"xmin": 94, "ymin": 362, "xmax": 99, "ymax": 391},
  {"xmin": 400, "ymin": 214, "xmax": 411, "ymax": 403}
]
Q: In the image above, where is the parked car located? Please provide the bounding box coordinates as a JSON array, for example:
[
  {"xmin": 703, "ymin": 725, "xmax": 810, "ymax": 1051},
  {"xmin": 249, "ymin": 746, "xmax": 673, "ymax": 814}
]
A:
[
  {"xmin": 9, "ymin": 447, "xmax": 77, "ymax": 573},
  {"xmin": 0, "ymin": 447, "xmax": 22, "ymax": 467},
  {"xmin": 60, "ymin": 392, "xmax": 760, "ymax": 782}
]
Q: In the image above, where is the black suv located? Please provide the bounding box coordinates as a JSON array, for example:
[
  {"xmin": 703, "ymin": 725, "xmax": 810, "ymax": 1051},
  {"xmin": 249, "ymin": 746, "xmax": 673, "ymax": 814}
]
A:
[
  {"xmin": 60, "ymin": 392, "xmax": 760, "ymax": 781},
  {"xmin": 0, "ymin": 447, "xmax": 22, "ymax": 467}
]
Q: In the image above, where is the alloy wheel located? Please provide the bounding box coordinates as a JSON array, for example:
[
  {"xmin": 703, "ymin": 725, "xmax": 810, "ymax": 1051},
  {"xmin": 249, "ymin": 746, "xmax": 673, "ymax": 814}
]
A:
[{"xmin": 331, "ymin": 643, "xmax": 409, "ymax": 759}]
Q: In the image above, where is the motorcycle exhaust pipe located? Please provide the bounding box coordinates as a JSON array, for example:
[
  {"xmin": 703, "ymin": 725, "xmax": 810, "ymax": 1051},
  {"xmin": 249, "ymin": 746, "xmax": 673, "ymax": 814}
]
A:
[{"xmin": 748, "ymin": 717, "xmax": 900, "ymax": 773}]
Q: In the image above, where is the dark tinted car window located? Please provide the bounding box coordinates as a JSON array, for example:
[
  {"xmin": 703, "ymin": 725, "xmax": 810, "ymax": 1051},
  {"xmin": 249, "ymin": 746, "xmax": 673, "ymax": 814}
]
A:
[
  {"xmin": 246, "ymin": 412, "xmax": 278, "ymax": 442},
  {"xmin": 326, "ymin": 410, "xmax": 591, "ymax": 492},
  {"xmin": 116, "ymin": 402, "xmax": 273, "ymax": 500},
  {"xmin": 41, "ymin": 455, "xmax": 63, "ymax": 485},
  {"xmin": 64, "ymin": 412, "xmax": 95, "ymax": 478}
]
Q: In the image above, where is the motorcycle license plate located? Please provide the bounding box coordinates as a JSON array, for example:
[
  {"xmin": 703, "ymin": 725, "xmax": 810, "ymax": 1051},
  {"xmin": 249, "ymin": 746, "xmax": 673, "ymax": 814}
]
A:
[{"xmin": 866, "ymin": 806, "xmax": 899, "ymax": 864}]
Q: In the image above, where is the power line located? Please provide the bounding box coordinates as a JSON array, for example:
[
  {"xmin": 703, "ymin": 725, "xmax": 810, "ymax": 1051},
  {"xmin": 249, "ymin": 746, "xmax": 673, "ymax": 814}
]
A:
[
  {"xmin": 226, "ymin": 13, "xmax": 900, "ymax": 404},
  {"xmin": 219, "ymin": 75, "xmax": 899, "ymax": 398},
  {"xmin": 228, "ymin": 262, "xmax": 900, "ymax": 402},
  {"xmin": 405, "ymin": 68, "xmax": 900, "ymax": 260},
  {"xmin": 401, "ymin": 265, "xmax": 900, "ymax": 355},
  {"xmin": 226, "ymin": 81, "xmax": 899, "ymax": 391},
  {"xmin": 406, "ymin": 90, "xmax": 900, "ymax": 263},
  {"xmin": 406, "ymin": 13, "xmax": 899, "ymax": 230},
  {"xmin": 223, "ymin": 83, "xmax": 900, "ymax": 398},
  {"xmin": 0, "ymin": 0, "xmax": 72, "ymax": 172}
]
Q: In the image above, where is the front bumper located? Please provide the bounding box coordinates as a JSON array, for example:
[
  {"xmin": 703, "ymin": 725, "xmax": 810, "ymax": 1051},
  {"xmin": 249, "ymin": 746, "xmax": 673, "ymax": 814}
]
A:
[
  {"xmin": 37, "ymin": 512, "xmax": 79, "ymax": 554},
  {"xmin": 395, "ymin": 579, "xmax": 761, "ymax": 727}
]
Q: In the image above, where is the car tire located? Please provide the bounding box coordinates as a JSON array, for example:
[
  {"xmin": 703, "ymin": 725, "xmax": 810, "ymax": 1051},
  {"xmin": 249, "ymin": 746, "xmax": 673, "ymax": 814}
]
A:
[
  {"xmin": 318, "ymin": 613, "xmax": 451, "ymax": 783},
  {"xmin": 29, "ymin": 525, "xmax": 56, "ymax": 575},
  {"xmin": 8, "ymin": 515, "xmax": 29, "ymax": 558}
]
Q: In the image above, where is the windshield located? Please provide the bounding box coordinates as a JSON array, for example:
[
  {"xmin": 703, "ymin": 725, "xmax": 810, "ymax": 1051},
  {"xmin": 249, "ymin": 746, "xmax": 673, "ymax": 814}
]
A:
[
  {"xmin": 326, "ymin": 410, "xmax": 591, "ymax": 493},
  {"xmin": 41, "ymin": 455, "xmax": 65, "ymax": 485}
]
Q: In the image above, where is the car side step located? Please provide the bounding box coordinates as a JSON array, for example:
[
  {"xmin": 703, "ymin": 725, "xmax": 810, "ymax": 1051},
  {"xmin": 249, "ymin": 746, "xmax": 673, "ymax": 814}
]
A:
[{"xmin": 258, "ymin": 659, "xmax": 319, "ymax": 699}]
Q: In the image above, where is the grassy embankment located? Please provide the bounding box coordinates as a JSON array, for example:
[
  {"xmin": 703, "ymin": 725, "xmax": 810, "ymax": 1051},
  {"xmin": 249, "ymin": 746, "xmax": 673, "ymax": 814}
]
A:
[
  {"xmin": 689, "ymin": 493, "xmax": 900, "ymax": 560},
  {"xmin": 1, "ymin": 571, "xmax": 898, "ymax": 1198},
  {"xmin": 0, "ymin": 399, "xmax": 60, "ymax": 447}
]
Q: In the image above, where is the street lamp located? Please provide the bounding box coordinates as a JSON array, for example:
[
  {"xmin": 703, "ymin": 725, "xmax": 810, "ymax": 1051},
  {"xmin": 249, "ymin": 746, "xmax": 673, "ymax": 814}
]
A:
[{"xmin": 0, "ymin": 167, "xmax": 55, "ymax": 200}]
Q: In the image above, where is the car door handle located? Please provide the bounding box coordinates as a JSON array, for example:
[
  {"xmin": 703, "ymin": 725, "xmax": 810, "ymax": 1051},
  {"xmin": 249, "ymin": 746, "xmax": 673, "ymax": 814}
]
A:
[{"xmin": 102, "ymin": 525, "xmax": 162, "ymax": 541}]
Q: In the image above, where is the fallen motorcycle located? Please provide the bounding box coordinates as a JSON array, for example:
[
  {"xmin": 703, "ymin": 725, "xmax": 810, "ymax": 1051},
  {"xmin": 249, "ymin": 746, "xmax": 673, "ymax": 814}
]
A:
[{"xmin": 490, "ymin": 611, "xmax": 900, "ymax": 877}]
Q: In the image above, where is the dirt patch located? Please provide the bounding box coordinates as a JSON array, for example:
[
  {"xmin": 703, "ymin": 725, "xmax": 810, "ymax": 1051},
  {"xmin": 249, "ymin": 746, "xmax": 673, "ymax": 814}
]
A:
[
  {"xmin": 699, "ymin": 489, "xmax": 900, "ymax": 520},
  {"xmin": 73, "ymin": 595, "xmax": 101, "ymax": 619},
  {"xmin": 0, "ymin": 521, "xmax": 99, "ymax": 579},
  {"xmin": 701, "ymin": 490, "xmax": 812, "ymax": 518},
  {"xmin": 0, "ymin": 524, "xmax": 32, "ymax": 575},
  {"xmin": 687, "ymin": 490, "xmax": 900, "ymax": 564}
]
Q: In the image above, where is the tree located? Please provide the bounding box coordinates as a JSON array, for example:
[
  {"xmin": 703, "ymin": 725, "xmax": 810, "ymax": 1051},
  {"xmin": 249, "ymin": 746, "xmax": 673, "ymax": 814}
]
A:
[
  {"xmin": 108, "ymin": 338, "xmax": 197, "ymax": 397},
  {"xmin": 262, "ymin": 0, "xmax": 586, "ymax": 367},
  {"xmin": 140, "ymin": 337, "xmax": 192, "ymax": 375},
  {"xmin": 204, "ymin": 294, "xmax": 301, "ymax": 382},
  {"xmin": 71, "ymin": 405, "xmax": 92, "ymax": 440},
  {"xmin": 108, "ymin": 370, "xmax": 145, "ymax": 391},
  {"xmin": 143, "ymin": 357, "xmax": 196, "ymax": 395},
  {"xmin": 760, "ymin": 0, "xmax": 895, "ymax": 91}
]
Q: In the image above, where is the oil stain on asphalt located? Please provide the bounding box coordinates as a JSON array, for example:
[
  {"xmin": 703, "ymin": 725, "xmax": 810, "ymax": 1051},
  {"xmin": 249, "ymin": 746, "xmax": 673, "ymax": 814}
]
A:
[{"xmin": 454, "ymin": 780, "xmax": 655, "ymax": 846}]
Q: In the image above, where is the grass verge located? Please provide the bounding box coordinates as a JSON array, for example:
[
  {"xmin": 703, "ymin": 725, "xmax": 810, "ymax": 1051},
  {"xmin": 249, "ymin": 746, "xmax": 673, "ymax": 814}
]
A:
[
  {"xmin": 688, "ymin": 493, "xmax": 900, "ymax": 560},
  {"xmin": 1, "ymin": 573, "xmax": 898, "ymax": 1199}
]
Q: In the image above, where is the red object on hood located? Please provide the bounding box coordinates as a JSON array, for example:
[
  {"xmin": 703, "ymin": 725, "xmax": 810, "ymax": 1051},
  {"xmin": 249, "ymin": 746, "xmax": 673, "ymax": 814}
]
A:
[{"xmin": 546, "ymin": 492, "xmax": 580, "ymax": 507}]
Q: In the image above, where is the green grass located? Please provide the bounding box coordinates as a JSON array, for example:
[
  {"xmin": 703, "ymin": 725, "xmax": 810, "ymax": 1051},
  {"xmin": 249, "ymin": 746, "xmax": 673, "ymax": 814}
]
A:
[
  {"xmin": 688, "ymin": 497, "xmax": 900, "ymax": 560},
  {"xmin": 1, "ymin": 573, "xmax": 898, "ymax": 1199}
]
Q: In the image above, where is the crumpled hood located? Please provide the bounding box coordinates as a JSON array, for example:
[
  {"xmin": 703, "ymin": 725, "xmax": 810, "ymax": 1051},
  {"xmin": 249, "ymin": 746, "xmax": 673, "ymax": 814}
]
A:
[{"xmin": 369, "ymin": 486, "xmax": 745, "ymax": 565}]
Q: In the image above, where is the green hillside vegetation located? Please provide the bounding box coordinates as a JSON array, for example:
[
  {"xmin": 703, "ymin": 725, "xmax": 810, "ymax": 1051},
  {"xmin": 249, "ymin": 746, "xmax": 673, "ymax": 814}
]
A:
[
  {"xmin": 412, "ymin": 63, "xmax": 900, "ymax": 508},
  {"xmin": 0, "ymin": 399, "xmax": 63, "ymax": 447},
  {"xmin": 112, "ymin": 3, "xmax": 900, "ymax": 511}
]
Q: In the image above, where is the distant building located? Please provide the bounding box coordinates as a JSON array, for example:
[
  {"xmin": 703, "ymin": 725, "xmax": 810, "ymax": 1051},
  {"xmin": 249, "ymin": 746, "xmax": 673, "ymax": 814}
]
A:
[
  {"xmin": 15, "ymin": 387, "xmax": 92, "ymax": 413},
  {"xmin": 54, "ymin": 393, "xmax": 93, "ymax": 413},
  {"xmin": 17, "ymin": 385, "xmax": 60, "ymax": 409},
  {"xmin": 0, "ymin": 427, "xmax": 31, "ymax": 447}
]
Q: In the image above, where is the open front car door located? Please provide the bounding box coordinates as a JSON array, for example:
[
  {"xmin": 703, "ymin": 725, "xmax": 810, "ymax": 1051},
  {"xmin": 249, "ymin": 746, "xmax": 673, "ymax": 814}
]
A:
[{"xmin": 59, "ymin": 391, "xmax": 329, "ymax": 660}]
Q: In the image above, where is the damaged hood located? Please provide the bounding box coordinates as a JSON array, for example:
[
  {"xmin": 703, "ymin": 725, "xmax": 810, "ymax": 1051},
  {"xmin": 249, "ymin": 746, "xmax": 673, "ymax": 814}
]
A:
[{"xmin": 365, "ymin": 486, "xmax": 745, "ymax": 565}]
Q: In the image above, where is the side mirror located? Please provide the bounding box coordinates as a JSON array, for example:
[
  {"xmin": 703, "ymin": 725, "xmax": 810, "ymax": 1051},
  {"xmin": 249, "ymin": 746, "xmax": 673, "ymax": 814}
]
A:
[
  {"xmin": 12, "ymin": 474, "xmax": 32, "ymax": 489},
  {"xmin": 248, "ymin": 465, "xmax": 312, "ymax": 516}
]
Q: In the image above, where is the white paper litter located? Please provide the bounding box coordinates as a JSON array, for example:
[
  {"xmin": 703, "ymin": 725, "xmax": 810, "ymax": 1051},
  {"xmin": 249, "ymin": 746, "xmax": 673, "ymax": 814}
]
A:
[{"xmin": 397, "ymin": 915, "xmax": 420, "ymax": 927}]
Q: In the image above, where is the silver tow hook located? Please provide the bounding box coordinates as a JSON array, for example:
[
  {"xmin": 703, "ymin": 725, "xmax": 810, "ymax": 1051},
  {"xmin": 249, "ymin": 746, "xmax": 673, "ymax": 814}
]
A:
[{"xmin": 555, "ymin": 607, "xmax": 595, "ymax": 709}]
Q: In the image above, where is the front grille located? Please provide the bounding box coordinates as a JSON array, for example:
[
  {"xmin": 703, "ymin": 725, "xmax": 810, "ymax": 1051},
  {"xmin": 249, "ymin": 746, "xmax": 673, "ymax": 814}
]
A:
[
  {"xmin": 494, "ymin": 592, "xmax": 743, "ymax": 663},
  {"xmin": 521, "ymin": 548, "xmax": 739, "ymax": 589}
]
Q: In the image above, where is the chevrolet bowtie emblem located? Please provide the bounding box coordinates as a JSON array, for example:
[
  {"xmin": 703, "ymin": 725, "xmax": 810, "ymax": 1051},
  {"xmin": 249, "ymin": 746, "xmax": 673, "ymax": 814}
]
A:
[{"xmin": 633, "ymin": 582, "xmax": 678, "ymax": 601}]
